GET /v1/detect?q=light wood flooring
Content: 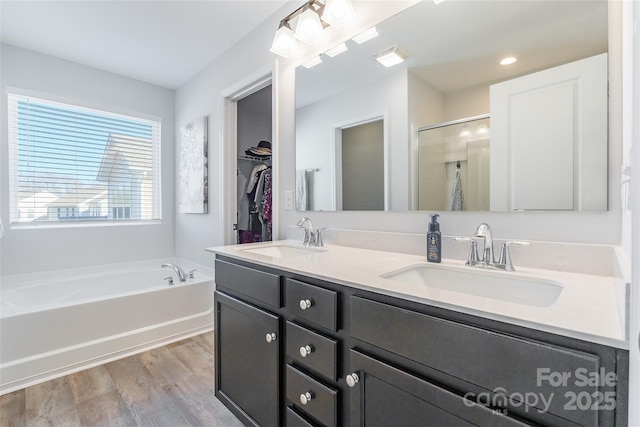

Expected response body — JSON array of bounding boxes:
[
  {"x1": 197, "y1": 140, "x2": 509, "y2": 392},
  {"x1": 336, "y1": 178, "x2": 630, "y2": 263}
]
[{"x1": 0, "y1": 332, "x2": 244, "y2": 427}]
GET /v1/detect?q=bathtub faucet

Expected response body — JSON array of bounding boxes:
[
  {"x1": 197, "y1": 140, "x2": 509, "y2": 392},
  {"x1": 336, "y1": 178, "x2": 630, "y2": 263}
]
[{"x1": 161, "y1": 263, "x2": 188, "y2": 282}]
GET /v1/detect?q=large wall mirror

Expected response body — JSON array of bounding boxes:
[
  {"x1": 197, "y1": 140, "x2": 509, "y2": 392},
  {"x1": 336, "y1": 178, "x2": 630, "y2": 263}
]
[{"x1": 295, "y1": 0, "x2": 608, "y2": 212}]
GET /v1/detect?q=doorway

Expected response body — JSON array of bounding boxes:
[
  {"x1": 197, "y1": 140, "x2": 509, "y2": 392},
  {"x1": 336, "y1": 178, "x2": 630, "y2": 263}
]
[
  {"x1": 236, "y1": 86, "x2": 272, "y2": 243},
  {"x1": 221, "y1": 70, "x2": 274, "y2": 245},
  {"x1": 336, "y1": 119, "x2": 385, "y2": 211}
]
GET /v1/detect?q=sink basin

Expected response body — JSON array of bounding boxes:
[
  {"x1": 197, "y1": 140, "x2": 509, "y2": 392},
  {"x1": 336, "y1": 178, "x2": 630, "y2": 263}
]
[
  {"x1": 240, "y1": 244, "x2": 326, "y2": 259},
  {"x1": 381, "y1": 264, "x2": 564, "y2": 307}
]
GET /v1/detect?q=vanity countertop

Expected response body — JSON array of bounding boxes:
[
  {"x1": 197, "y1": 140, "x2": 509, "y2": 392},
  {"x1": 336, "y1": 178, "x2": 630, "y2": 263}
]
[{"x1": 206, "y1": 241, "x2": 628, "y2": 350}]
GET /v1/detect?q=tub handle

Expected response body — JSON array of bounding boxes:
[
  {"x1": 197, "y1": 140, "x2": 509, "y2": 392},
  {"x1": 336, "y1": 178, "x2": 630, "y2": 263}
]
[
  {"x1": 164, "y1": 276, "x2": 174, "y2": 285},
  {"x1": 188, "y1": 269, "x2": 196, "y2": 279}
]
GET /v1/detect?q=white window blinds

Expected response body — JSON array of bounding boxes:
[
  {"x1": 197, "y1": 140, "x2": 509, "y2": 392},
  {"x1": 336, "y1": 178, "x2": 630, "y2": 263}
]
[{"x1": 8, "y1": 93, "x2": 162, "y2": 226}]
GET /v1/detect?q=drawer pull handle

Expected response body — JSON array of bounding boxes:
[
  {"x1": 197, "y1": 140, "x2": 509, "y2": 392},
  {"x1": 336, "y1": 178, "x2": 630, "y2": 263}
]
[
  {"x1": 300, "y1": 391, "x2": 314, "y2": 405},
  {"x1": 299, "y1": 345, "x2": 314, "y2": 357},
  {"x1": 265, "y1": 332, "x2": 277, "y2": 343},
  {"x1": 346, "y1": 373, "x2": 360, "y2": 388},
  {"x1": 299, "y1": 299, "x2": 313, "y2": 310}
]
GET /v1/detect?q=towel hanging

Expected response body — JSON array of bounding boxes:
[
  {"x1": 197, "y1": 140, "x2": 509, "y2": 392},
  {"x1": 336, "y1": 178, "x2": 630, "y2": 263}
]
[{"x1": 449, "y1": 169, "x2": 465, "y2": 211}]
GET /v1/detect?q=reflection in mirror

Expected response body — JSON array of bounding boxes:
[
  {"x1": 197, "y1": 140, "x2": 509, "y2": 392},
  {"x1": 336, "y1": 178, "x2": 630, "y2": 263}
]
[
  {"x1": 417, "y1": 115, "x2": 490, "y2": 211},
  {"x1": 295, "y1": 0, "x2": 608, "y2": 212}
]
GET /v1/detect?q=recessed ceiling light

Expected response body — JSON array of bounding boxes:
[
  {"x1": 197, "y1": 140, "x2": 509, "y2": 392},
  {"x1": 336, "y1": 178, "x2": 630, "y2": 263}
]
[
  {"x1": 325, "y1": 42, "x2": 348, "y2": 58},
  {"x1": 352, "y1": 27, "x2": 378, "y2": 44},
  {"x1": 374, "y1": 46, "x2": 407, "y2": 68},
  {"x1": 500, "y1": 57, "x2": 518, "y2": 66},
  {"x1": 302, "y1": 55, "x2": 323, "y2": 69}
]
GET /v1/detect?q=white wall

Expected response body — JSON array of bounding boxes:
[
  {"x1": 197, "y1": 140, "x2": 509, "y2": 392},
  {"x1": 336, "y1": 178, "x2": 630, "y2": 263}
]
[
  {"x1": 623, "y1": 0, "x2": 639, "y2": 424},
  {"x1": 296, "y1": 70, "x2": 408, "y2": 211},
  {"x1": 444, "y1": 84, "x2": 489, "y2": 121},
  {"x1": 0, "y1": 44, "x2": 175, "y2": 275},
  {"x1": 173, "y1": 3, "x2": 291, "y2": 266}
]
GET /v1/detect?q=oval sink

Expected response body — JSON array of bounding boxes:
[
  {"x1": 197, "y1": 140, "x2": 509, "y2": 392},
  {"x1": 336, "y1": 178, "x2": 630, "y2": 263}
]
[
  {"x1": 381, "y1": 264, "x2": 564, "y2": 307},
  {"x1": 240, "y1": 244, "x2": 326, "y2": 259}
]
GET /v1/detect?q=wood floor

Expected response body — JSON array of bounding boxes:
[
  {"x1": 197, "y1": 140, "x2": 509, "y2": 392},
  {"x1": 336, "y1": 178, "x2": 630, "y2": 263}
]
[{"x1": 0, "y1": 332, "x2": 244, "y2": 427}]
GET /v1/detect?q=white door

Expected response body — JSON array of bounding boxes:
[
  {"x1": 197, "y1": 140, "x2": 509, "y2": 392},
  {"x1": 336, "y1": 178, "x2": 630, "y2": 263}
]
[{"x1": 490, "y1": 53, "x2": 607, "y2": 211}]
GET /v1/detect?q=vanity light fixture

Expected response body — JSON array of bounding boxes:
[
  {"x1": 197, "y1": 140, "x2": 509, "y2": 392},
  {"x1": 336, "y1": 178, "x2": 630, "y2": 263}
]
[
  {"x1": 302, "y1": 55, "x2": 323, "y2": 69},
  {"x1": 322, "y1": 0, "x2": 355, "y2": 28},
  {"x1": 500, "y1": 56, "x2": 518, "y2": 65},
  {"x1": 352, "y1": 26, "x2": 378, "y2": 44},
  {"x1": 374, "y1": 45, "x2": 407, "y2": 67},
  {"x1": 271, "y1": 0, "x2": 357, "y2": 58},
  {"x1": 325, "y1": 42, "x2": 348, "y2": 57},
  {"x1": 459, "y1": 125, "x2": 471, "y2": 138}
]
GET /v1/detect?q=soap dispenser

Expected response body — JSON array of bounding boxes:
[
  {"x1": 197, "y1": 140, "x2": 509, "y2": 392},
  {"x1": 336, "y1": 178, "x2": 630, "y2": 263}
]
[{"x1": 426, "y1": 214, "x2": 441, "y2": 263}]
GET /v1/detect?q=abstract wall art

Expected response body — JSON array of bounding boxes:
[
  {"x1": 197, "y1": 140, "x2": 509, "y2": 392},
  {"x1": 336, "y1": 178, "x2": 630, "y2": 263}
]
[{"x1": 179, "y1": 116, "x2": 208, "y2": 214}]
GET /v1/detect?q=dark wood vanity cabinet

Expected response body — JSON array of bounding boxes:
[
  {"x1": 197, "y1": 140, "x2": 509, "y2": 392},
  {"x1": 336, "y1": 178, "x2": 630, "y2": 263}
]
[
  {"x1": 213, "y1": 256, "x2": 629, "y2": 427},
  {"x1": 216, "y1": 291, "x2": 281, "y2": 427}
]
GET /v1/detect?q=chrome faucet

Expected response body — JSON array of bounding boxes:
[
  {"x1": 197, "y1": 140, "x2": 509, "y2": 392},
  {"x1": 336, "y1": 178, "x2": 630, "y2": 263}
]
[
  {"x1": 161, "y1": 263, "x2": 188, "y2": 282},
  {"x1": 474, "y1": 223, "x2": 495, "y2": 265},
  {"x1": 297, "y1": 217, "x2": 315, "y2": 246},
  {"x1": 296, "y1": 217, "x2": 326, "y2": 247},
  {"x1": 455, "y1": 223, "x2": 529, "y2": 271}
]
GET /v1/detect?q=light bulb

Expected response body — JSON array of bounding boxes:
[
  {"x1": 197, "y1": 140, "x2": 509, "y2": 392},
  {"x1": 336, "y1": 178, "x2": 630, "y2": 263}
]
[
  {"x1": 270, "y1": 24, "x2": 298, "y2": 58},
  {"x1": 295, "y1": 8, "x2": 324, "y2": 44},
  {"x1": 322, "y1": 0, "x2": 355, "y2": 28}
]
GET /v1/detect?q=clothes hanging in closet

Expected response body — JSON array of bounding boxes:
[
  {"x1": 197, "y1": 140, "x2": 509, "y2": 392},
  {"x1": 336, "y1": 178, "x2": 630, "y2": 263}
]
[{"x1": 238, "y1": 163, "x2": 271, "y2": 243}]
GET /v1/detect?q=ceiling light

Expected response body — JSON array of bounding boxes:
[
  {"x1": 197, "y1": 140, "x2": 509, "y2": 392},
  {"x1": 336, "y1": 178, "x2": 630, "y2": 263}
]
[
  {"x1": 352, "y1": 27, "x2": 378, "y2": 44},
  {"x1": 302, "y1": 56, "x2": 323, "y2": 69},
  {"x1": 374, "y1": 46, "x2": 407, "y2": 68},
  {"x1": 325, "y1": 42, "x2": 348, "y2": 57},
  {"x1": 500, "y1": 56, "x2": 517, "y2": 65},
  {"x1": 295, "y1": 7, "x2": 325, "y2": 44},
  {"x1": 322, "y1": 0, "x2": 355, "y2": 28},
  {"x1": 433, "y1": 0, "x2": 447, "y2": 4},
  {"x1": 270, "y1": 23, "x2": 298, "y2": 58}
]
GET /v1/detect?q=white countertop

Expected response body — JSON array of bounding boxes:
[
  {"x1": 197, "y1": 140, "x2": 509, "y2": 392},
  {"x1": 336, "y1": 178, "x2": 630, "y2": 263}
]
[{"x1": 206, "y1": 241, "x2": 628, "y2": 350}]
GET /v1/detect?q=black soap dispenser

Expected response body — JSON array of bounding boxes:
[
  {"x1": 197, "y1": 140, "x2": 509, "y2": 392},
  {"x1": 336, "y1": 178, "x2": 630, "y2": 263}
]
[{"x1": 427, "y1": 214, "x2": 441, "y2": 263}]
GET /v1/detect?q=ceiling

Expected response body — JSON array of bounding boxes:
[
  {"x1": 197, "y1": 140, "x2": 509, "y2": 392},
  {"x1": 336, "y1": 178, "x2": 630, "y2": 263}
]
[
  {"x1": 0, "y1": 1, "x2": 291, "y2": 89},
  {"x1": 296, "y1": 0, "x2": 608, "y2": 108}
]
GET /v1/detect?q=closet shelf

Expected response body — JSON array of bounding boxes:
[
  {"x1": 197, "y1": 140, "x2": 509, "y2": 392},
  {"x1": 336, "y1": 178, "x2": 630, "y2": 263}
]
[{"x1": 238, "y1": 154, "x2": 271, "y2": 162}]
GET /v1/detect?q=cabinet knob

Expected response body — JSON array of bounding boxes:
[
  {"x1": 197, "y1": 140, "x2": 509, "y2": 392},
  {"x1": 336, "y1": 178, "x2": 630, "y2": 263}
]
[
  {"x1": 346, "y1": 373, "x2": 360, "y2": 388},
  {"x1": 299, "y1": 299, "x2": 313, "y2": 310},
  {"x1": 299, "y1": 391, "x2": 313, "y2": 405},
  {"x1": 265, "y1": 332, "x2": 277, "y2": 343},
  {"x1": 299, "y1": 345, "x2": 314, "y2": 358}
]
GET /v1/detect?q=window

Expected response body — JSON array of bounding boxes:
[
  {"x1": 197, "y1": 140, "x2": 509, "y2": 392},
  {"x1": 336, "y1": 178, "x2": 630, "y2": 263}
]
[{"x1": 8, "y1": 93, "x2": 162, "y2": 227}]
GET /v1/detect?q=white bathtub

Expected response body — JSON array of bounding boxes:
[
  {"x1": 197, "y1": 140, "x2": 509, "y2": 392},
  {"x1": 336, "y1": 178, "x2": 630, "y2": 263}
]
[{"x1": 0, "y1": 258, "x2": 214, "y2": 395}]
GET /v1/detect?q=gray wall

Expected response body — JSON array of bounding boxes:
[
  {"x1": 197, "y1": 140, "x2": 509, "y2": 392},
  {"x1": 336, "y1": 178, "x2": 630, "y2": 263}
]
[{"x1": 342, "y1": 120, "x2": 384, "y2": 211}]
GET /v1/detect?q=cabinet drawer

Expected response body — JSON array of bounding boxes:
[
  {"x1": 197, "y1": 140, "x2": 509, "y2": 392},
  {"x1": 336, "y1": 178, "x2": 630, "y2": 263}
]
[
  {"x1": 350, "y1": 296, "x2": 601, "y2": 426},
  {"x1": 286, "y1": 365, "x2": 338, "y2": 426},
  {"x1": 286, "y1": 321, "x2": 338, "y2": 381},
  {"x1": 215, "y1": 259, "x2": 280, "y2": 309},
  {"x1": 286, "y1": 407, "x2": 317, "y2": 427},
  {"x1": 286, "y1": 279, "x2": 337, "y2": 331}
]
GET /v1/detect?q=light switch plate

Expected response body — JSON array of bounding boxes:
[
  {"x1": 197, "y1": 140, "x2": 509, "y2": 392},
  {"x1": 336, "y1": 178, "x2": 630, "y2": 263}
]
[{"x1": 285, "y1": 191, "x2": 293, "y2": 210}]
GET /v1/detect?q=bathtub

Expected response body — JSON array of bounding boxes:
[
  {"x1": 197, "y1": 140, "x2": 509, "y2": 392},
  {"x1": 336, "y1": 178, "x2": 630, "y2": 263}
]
[{"x1": 0, "y1": 258, "x2": 214, "y2": 395}]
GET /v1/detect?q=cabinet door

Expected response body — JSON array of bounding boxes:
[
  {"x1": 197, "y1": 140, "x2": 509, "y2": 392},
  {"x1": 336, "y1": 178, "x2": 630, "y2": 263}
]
[
  {"x1": 215, "y1": 291, "x2": 280, "y2": 427},
  {"x1": 348, "y1": 350, "x2": 531, "y2": 427}
]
